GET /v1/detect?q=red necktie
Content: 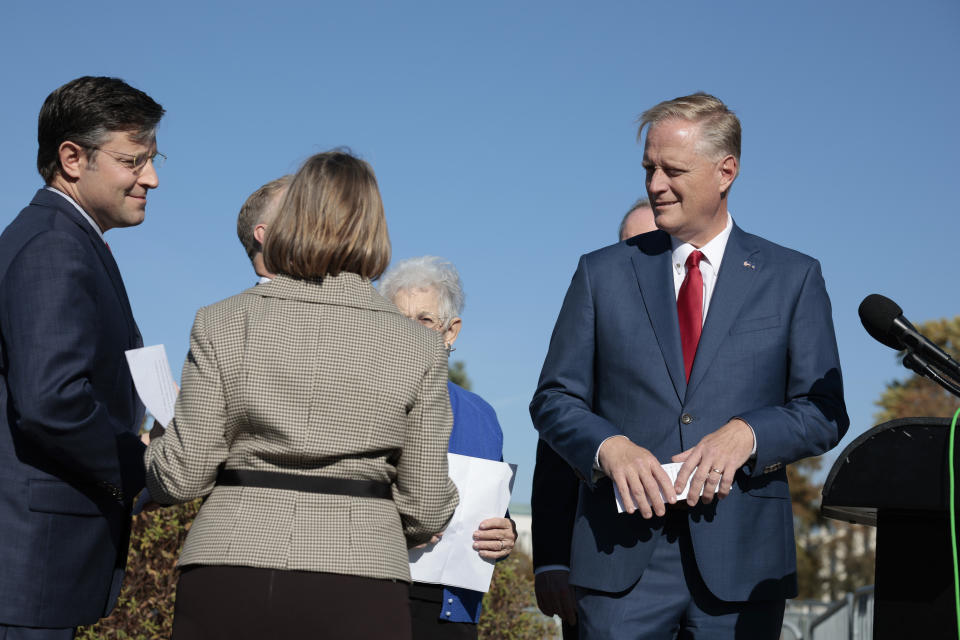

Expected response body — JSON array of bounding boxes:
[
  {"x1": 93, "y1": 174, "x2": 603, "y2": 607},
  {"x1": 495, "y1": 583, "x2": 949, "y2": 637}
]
[{"x1": 677, "y1": 250, "x2": 703, "y2": 381}]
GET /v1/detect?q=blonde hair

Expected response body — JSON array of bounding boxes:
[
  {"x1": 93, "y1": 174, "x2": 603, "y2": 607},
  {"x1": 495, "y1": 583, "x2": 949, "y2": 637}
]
[
  {"x1": 263, "y1": 150, "x2": 390, "y2": 280},
  {"x1": 236, "y1": 175, "x2": 293, "y2": 262},
  {"x1": 637, "y1": 92, "x2": 741, "y2": 163}
]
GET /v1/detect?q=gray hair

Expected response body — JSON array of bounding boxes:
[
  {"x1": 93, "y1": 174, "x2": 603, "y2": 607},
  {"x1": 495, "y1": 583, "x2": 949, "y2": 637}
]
[
  {"x1": 637, "y1": 92, "x2": 741, "y2": 164},
  {"x1": 380, "y1": 256, "x2": 465, "y2": 321},
  {"x1": 618, "y1": 197, "x2": 651, "y2": 241}
]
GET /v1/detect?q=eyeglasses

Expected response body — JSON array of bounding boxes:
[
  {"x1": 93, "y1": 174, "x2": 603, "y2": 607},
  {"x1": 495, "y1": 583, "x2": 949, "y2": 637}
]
[
  {"x1": 89, "y1": 147, "x2": 166, "y2": 173},
  {"x1": 414, "y1": 312, "x2": 449, "y2": 330}
]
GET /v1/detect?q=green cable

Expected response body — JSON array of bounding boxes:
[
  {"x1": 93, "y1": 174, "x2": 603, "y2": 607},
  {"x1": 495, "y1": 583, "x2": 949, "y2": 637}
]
[{"x1": 951, "y1": 406, "x2": 960, "y2": 631}]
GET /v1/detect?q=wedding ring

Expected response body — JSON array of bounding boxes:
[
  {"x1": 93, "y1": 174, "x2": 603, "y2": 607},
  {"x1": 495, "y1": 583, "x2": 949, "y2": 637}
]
[{"x1": 711, "y1": 468, "x2": 723, "y2": 475}]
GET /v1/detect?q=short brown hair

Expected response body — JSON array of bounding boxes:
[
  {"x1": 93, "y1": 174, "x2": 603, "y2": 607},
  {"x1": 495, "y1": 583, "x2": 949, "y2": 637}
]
[
  {"x1": 263, "y1": 150, "x2": 390, "y2": 280},
  {"x1": 637, "y1": 92, "x2": 741, "y2": 163},
  {"x1": 37, "y1": 76, "x2": 164, "y2": 183},
  {"x1": 237, "y1": 175, "x2": 293, "y2": 262}
]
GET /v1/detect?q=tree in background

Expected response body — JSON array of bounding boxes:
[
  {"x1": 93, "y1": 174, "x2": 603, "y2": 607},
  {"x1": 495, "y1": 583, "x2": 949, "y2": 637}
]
[
  {"x1": 449, "y1": 360, "x2": 471, "y2": 389},
  {"x1": 790, "y1": 456, "x2": 827, "y2": 599},
  {"x1": 874, "y1": 316, "x2": 960, "y2": 423}
]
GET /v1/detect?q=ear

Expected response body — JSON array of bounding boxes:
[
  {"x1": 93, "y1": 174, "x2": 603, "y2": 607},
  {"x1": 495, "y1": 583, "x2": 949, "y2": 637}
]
[
  {"x1": 443, "y1": 317, "x2": 462, "y2": 348},
  {"x1": 718, "y1": 154, "x2": 738, "y2": 195},
  {"x1": 253, "y1": 223, "x2": 267, "y2": 245},
  {"x1": 57, "y1": 141, "x2": 86, "y2": 180}
]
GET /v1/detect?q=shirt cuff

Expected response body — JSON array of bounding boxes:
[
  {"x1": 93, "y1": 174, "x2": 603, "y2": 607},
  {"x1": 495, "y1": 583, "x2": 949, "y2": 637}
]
[
  {"x1": 535, "y1": 564, "x2": 570, "y2": 575},
  {"x1": 733, "y1": 416, "x2": 757, "y2": 459},
  {"x1": 593, "y1": 434, "x2": 630, "y2": 482}
]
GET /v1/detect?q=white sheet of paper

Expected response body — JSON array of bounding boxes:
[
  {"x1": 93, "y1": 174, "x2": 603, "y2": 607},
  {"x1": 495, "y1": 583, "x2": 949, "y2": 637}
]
[
  {"x1": 125, "y1": 345, "x2": 178, "y2": 428},
  {"x1": 409, "y1": 453, "x2": 516, "y2": 592},
  {"x1": 613, "y1": 462, "x2": 720, "y2": 513}
]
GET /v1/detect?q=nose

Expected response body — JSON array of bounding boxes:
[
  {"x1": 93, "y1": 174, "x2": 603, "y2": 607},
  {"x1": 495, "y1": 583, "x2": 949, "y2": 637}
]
[
  {"x1": 139, "y1": 159, "x2": 160, "y2": 189},
  {"x1": 646, "y1": 168, "x2": 667, "y2": 196}
]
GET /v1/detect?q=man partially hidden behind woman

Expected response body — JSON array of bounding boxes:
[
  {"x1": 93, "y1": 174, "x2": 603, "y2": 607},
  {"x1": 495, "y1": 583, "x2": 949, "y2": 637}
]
[{"x1": 145, "y1": 150, "x2": 459, "y2": 639}]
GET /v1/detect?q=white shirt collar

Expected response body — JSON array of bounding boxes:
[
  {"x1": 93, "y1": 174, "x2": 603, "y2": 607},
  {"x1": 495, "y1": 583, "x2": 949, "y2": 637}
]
[
  {"x1": 45, "y1": 186, "x2": 106, "y2": 243},
  {"x1": 670, "y1": 212, "x2": 734, "y2": 278},
  {"x1": 257, "y1": 276, "x2": 273, "y2": 285}
]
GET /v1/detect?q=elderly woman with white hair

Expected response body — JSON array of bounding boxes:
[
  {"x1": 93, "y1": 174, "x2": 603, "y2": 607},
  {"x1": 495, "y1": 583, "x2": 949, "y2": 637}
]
[{"x1": 380, "y1": 256, "x2": 517, "y2": 640}]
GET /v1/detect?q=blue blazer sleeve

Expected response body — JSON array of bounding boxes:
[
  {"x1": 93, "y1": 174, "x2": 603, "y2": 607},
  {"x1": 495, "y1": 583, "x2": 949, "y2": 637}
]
[
  {"x1": 0, "y1": 229, "x2": 140, "y2": 493},
  {"x1": 529, "y1": 255, "x2": 622, "y2": 486}
]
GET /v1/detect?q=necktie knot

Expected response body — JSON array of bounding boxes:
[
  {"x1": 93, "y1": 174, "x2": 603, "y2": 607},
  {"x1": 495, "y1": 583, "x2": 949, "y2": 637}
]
[{"x1": 685, "y1": 250, "x2": 703, "y2": 271}]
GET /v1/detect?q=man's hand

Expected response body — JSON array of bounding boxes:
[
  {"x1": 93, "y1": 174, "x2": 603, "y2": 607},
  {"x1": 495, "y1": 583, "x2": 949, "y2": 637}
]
[
  {"x1": 598, "y1": 436, "x2": 676, "y2": 518},
  {"x1": 473, "y1": 517, "x2": 516, "y2": 560},
  {"x1": 672, "y1": 418, "x2": 754, "y2": 506},
  {"x1": 535, "y1": 569, "x2": 577, "y2": 626}
]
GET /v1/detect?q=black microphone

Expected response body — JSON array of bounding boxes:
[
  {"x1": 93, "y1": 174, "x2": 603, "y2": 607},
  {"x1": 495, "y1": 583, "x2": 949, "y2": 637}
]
[{"x1": 858, "y1": 294, "x2": 960, "y2": 380}]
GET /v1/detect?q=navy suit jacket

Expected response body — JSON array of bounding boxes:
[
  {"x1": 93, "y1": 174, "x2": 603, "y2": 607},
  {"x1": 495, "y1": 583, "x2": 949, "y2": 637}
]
[
  {"x1": 530, "y1": 225, "x2": 848, "y2": 602},
  {"x1": 0, "y1": 189, "x2": 145, "y2": 627}
]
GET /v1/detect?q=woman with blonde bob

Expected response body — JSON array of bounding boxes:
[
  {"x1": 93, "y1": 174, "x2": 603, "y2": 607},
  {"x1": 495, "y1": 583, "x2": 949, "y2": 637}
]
[{"x1": 145, "y1": 150, "x2": 458, "y2": 639}]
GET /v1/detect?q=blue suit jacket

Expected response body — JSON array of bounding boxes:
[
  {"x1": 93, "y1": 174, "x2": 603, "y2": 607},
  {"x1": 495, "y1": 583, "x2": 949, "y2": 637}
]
[
  {"x1": 530, "y1": 225, "x2": 848, "y2": 602},
  {"x1": 0, "y1": 189, "x2": 146, "y2": 627}
]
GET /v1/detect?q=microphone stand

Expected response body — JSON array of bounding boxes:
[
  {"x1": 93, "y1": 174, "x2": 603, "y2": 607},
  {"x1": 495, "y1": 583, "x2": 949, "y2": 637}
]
[{"x1": 903, "y1": 351, "x2": 960, "y2": 399}]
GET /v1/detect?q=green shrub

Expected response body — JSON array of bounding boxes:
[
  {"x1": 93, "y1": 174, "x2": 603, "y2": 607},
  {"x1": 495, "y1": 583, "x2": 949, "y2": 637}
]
[
  {"x1": 479, "y1": 551, "x2": 556, "y2": 639},
  {"x1": 78, "y1": 500, "x2": 201, "y2": 639}
]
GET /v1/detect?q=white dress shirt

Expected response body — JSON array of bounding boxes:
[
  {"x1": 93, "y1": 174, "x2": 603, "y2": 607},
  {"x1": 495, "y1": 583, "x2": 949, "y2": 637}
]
[
  {"x1": 45, "y1": 186, "x2": 106, "y2": 243},
  {"x1": 594, "y1": 213, "x2": 755, "y2": 475},
  {"x1": 669, "y1": 213, "x2": 733, "y2": 322}
]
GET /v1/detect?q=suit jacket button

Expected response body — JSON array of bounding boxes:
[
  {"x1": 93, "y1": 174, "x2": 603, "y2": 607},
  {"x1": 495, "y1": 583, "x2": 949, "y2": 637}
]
[{"x1": 680, "y1": 413, "x2": 694, "y2": 425}]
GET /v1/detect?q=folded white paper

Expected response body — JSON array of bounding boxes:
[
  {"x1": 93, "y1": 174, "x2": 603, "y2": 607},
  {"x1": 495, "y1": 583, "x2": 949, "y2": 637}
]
[
  {"x1": 125, "y1": 345, "x2": 178, "y2": 428},
  {"x1": 409, "y1": 453, "x2": 517, "y2": 592},
  {"x1": 613, "y1": 462, "x2": 720, "y2": 513}
]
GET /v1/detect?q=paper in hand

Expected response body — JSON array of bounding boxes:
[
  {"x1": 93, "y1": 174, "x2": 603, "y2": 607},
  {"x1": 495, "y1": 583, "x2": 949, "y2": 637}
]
[
  {"x1": 125, "y1": 345, "x2": 178, "y2": 428},
  {"x1": 612, "y1": 462, "x2": 720, "y2": 513},
  {"x1": 409, "y1": 453, "x2": 516, "y2": 592}
]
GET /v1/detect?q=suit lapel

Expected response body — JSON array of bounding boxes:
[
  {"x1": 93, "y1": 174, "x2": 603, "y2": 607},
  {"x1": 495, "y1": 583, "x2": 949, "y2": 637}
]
[
  {"x1": 630, "y1": 232, "x2": 686, "y2": 402},
  {"x1": 38, "y1": 190, "x2": 142, "y2": 349},
  {"x1": 685, "y1": 225, "x2": 760, "y2": 399}
]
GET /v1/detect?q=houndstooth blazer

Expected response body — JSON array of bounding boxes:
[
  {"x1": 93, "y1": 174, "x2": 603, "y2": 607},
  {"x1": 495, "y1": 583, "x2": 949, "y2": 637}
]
[{"x1": 145, "y1": 273, "x2": 459, "y2": 582}]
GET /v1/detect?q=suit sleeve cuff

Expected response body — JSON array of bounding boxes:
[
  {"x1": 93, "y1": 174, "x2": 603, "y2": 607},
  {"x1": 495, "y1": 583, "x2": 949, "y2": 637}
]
[{"x1": 535, "y1": 564, "x2": 571, "y2": 575}]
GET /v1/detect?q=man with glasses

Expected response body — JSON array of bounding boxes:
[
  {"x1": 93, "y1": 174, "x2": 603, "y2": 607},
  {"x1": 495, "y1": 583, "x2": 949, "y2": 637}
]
[{"x1": 0, "y1": 76, "x2": 164, "y2": 639}]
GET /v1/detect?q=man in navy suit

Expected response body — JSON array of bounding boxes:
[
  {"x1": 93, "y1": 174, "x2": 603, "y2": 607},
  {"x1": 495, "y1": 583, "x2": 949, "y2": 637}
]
[
  {"x1": 0, "y1": 77, "x2": 164, "y2": 638},
  {"x1": 530, "y1": 93, "x2": 848, "y2": 639}
]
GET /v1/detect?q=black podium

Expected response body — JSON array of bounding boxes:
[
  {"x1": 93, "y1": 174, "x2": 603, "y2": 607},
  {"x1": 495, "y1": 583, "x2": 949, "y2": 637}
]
[{"x1": 822, "y1": 417, "x2": 959, "y2": 639}]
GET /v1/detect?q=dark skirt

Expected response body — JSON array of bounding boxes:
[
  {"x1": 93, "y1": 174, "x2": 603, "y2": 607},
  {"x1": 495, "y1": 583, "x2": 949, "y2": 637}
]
[{"x1": 172, "y1": 565, "x2": 411, "y2": 640}]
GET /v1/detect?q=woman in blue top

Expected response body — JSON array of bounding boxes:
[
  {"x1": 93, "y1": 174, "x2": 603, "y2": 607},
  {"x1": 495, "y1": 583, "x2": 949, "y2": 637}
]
[{"x1": 381, "y1": 256, "x2": 517, "y2": 639}]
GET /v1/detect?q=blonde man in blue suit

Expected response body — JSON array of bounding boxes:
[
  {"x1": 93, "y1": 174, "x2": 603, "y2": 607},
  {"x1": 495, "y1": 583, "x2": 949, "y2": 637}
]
[{"x1": 531, "y1": 93, "x2": 848, "y2": 639}]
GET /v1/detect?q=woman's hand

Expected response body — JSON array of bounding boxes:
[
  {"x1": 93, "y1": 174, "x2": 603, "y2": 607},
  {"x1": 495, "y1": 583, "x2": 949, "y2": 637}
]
[
  {"x1": 472, "y1": 517, "x2": 516, "y2": 560},
  {"x1": 413, "y1": 532, "x2": 443, "y2": 549}
]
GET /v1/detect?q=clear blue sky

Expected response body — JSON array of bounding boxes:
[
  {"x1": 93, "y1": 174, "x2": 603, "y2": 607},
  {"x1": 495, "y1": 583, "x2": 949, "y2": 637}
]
[{"x1": 2, "y1": 1, "x2": 958, "y2": 505}]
